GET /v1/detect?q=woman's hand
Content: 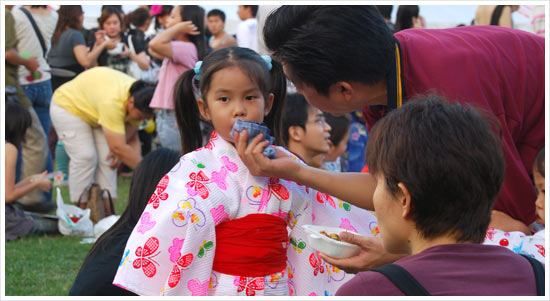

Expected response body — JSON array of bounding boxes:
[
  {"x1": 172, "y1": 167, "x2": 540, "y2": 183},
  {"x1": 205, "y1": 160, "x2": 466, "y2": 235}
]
[
  {"x1": 235, "y1": 130, "x2": 301, "y2": 180},
  {"x1": 319, "y1": 232, "x2": 406, "y2": 274},
  {"x1": 177, "y1": 21, "x2": 200, "y2": 36},
  {"x1": 31, "y1": 171, "x2": 51, "y2": 192}
]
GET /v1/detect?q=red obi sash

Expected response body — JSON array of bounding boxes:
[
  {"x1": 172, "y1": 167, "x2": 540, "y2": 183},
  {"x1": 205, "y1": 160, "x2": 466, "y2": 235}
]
[{"x1": 213, "y1": 214, "x2": 288, "y2": 277}]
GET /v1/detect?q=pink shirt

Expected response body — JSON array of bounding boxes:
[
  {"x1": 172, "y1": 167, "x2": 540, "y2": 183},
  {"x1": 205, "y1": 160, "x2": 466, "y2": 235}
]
[{"x1": 149, "y1": 41, "x2": 198, "y2": 110}]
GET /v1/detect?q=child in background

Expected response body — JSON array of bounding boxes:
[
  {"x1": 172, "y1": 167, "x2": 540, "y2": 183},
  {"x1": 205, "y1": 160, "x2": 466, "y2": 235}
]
[
  {"x1": 113, "y1": 47, "x2": 378, "y2": 296},
  {"x1": 281, "y1": 93, "x2": 332, "y2": 168},
  {"x1": 148, "y1": 5, "x2": 206, "y2": 153},
  {"x1": 207, "y1": 9, "x2": 237, "y2": 51},
  {"x1": 345, "y1": 111, "x2": 368, "y2": 172},
  {"x1": 322, "y1": 113, "x2": 351, "y2": 172},
  {"x1": 484, "y1": 148, "x2": 545, "y2": 263}
]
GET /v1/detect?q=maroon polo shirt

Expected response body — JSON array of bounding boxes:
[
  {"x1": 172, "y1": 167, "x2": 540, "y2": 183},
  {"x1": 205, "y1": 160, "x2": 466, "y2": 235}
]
[{"x1": 364, "y1": 26, "x2": 545, "y2": 225}]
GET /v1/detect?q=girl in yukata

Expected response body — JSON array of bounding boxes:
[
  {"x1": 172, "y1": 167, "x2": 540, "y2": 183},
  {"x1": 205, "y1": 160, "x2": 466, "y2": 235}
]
[
  {"x1": 485, "y1": 148, "x2": 545, "y2": 264},
  {"x1": 113, "y1": 47, "x2": 378, "y2": 296}
]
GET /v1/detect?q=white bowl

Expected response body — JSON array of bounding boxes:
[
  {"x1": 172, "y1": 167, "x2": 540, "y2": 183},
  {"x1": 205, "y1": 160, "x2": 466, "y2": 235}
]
[{"x1": 302, "y1": 224, "x2": 360, "y2": 259}]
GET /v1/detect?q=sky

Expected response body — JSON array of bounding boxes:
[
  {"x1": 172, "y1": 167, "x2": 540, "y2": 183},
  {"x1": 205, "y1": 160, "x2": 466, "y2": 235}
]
[{"x1": 80, "y1": 4, "x2": 533, "y2": 33}]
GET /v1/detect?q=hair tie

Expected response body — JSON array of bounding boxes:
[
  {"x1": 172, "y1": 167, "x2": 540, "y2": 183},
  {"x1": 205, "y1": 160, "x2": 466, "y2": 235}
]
[
  {"x1": 261, "y1": 55, "x2": 272, "y2": 71},
  {"x1": 193, "y1": 61, "x2": 203, "y2": 80}
]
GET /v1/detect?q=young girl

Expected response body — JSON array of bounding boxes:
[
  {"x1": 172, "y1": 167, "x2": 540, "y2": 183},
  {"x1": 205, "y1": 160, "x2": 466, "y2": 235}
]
[
  {"x1": 113, "y1": 47, "x2": 378, "y2": 296},
  {"x1": 148, "y1": 5, "x2": 206, "y2": 152},
  {"x1": 484, "y1": 148, "x2": 545, "y2": 263},
  {"x1": 5, "y1": 101, "x2": 58, "y2": 241}
]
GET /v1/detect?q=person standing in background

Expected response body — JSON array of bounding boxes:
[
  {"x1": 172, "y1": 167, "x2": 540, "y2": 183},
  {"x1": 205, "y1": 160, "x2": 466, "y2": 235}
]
[
  {"x1": 395, "y1": 5, "x2": 423, "y2": 31},
  {"x1": 11, "y1": 5, "x2": 58, "y2": 209},
  {"x1": 5, "y1": 5, "x2": 52, "y2": 213},
  {"x1": 475, "y1": 5, "x2": 520, "y2": 27},
  {"x1": 148, "y1": 5, "x2": 206, "y2": 153},
  {"x1": 207, "y1": 9, "x2": 236, "y2": 51},
  {"x1": 236, "y1": 5, "x2": 258, "y2": 51}
]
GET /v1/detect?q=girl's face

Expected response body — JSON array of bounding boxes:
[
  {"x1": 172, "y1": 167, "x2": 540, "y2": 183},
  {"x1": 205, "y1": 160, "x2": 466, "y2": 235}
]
[
  {"x1": 102, "y1": 14, "x2": 121, "y2": 38},
  {"x1": 166, "y1": 6, "x2": 183, "y2": 28},
  {"x1": 372, "y1": 174, "x2": 412, "y2": 254},
  {"x1": 533, "y1": 167, "x2": 545, "y2": 224},
  {"x1": 197, "y1": 66, "x2": 274, "y2": 144}
]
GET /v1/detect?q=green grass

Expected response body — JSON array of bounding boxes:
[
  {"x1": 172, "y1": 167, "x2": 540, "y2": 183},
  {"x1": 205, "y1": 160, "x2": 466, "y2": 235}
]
[{"x1": 5, "y1": 176, "x2": 132, "y2": 296}]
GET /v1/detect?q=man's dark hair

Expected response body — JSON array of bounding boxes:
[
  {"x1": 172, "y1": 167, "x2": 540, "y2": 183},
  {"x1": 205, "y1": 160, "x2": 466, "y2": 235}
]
[
  {"x1": 366, "y1": 94, "x2": 505, "y2": 244},
  {"x1": 243, "y1": 5, "x2": 259, "y2": 18},
  {"x1": 129, "y1": 80, "x2": 156, "y2": 116},
  {"x1": 324, "y1": 113, "x2": 351, "y2": 146},
  {"x1": 207, "y1": 9, "x2": 226, "y2": 22},
  {"x1": 264, "y1": 6, "x2": 394, "y2": 95},
  {"x1": 376, "y1": 5, "x2": 393, "y2": 19},
  {"x1": 281, "y1": 93, "x2": 310, "y2": 146}
]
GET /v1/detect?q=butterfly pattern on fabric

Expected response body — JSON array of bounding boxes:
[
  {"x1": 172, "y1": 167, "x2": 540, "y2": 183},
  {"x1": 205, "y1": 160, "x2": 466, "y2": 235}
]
[
  {"x1": 132, "y1": 237, "x2": 160, "y2": 278},
  {"x1": 148, "y1": 175, "x2": 170, "y2": 209}
]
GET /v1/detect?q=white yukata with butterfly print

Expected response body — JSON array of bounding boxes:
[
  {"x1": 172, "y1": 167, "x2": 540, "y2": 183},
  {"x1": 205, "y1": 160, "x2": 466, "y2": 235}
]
[{"x1": 113, "y1": 132, "x2": 379, "y2": 296}]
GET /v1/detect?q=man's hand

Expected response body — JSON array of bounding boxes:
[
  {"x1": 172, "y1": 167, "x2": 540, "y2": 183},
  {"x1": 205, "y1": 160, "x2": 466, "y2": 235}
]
[
  {"x1": 320, "y1": 232, "x2": 406, "y2": 274},
  {"x1": 234, "y1": 130, "x2": 301, "y2": 180},
  {"x1": 106, "y1": 152, "x2": 121, "y2": 169}
]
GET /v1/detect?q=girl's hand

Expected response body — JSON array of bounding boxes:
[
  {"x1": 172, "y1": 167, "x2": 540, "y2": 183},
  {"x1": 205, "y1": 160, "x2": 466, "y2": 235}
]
[
  {"x1": 235, "y1": 130, "x2": 301, "y2": 180},
  {"x1": 31, "y1": 171, "x2": 52, "y2": 192},
  {"x1": 94, "y1": 30, "x2": 106, "y2": 45},
  {"x1": 177, "y1": 21, "x2": 200, "y2": 35}
]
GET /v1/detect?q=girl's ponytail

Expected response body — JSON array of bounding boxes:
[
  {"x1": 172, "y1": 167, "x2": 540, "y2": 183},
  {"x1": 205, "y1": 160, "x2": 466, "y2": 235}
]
[
  {"x1": 174, "y1": 70, "x2": 203, "y2": 154},
  {"x1": 263, "y1": 58, "x2": 287, "y2": 146}
]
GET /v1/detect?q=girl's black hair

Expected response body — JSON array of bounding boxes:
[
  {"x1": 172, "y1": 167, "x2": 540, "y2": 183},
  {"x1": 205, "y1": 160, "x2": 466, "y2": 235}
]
[
  {"x1": 5, "y1": 101, "x2": 32, "y2": 147},
  {"x1": 126, "y1": 7, "x2": 151, "y2": 29},
  {"x1": 129, "y1": 80, "x2": 156, "y2": 116},
  {"x1": 395, "y1": 5, "x2": 420, "y2": 31},
  {"x1": 78, "y1": 148, "x2": 180, "y2": 275},
  {"x1": 178, "y1": 5, "x2": 207, "y2": 60},
  {"x1": 174, "y1": 47, "x2": 287, "y2": 154},
  {"x1": 153, "y1": 5, "x2": 173, "y2": 30},
  {"x1": 535, "y1": 148, "x2": 544, "y2": 177}
]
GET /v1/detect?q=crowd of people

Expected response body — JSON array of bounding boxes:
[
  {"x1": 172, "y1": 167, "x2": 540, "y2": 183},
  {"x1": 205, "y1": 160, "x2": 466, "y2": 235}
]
[{"x1": 3, "y1": 4, "x2": 547, "y2": 297}]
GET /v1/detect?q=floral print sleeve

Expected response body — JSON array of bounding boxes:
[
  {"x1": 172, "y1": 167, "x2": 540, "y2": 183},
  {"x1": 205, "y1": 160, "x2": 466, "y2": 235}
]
[{"x1": 484, "y1": 227, "x2": 545, "y2": 264}]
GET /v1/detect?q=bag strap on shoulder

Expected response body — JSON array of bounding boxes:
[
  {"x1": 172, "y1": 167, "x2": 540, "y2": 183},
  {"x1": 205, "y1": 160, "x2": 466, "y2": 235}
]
[
  {"x1": 520, "y1": 254, "x2": 545, "y2": 296},
  {"x1": 19, "y1": 7, "x2": 47, "y2": 58},
  {"x1": 371, "y1": 264, "x2": 430, "y2": 296}
]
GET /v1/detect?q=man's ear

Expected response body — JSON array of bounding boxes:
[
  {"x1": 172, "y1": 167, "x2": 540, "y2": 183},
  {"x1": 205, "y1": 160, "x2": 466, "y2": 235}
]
[
  {"x1": 330, "y1": 81, "x2": 354, "y2": 103},
  {"x1": 397, "y1": 182, "x2": 413, "y2": 220},
  {"x1": 197, "y1": 98, "x2": 211, "y2": 121},
  {"x1": 288, "y1": 126, "x2": 304, "y2": 142},
  {"x1": 264, "y1": 93, "x2": 274, "y2": 116}
]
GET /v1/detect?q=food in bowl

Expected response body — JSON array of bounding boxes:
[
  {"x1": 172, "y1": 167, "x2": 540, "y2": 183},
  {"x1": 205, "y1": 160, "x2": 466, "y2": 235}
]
[
  {"x1": 319, "y1": 230, "x2": 341, "y2": 241},
  {"x1": 302, "y1": 224, "x2": 361, "y2": 258}
]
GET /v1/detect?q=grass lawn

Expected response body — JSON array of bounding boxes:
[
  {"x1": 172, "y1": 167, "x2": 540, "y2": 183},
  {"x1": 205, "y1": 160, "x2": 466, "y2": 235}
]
[{"x1": 4, "y1": 176, "x2": 132, "y2": 296}]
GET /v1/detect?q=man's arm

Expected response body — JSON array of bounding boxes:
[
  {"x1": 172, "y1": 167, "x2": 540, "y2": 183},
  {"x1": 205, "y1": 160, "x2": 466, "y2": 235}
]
[{"x1": 103, "y1": 128, "x2": 142, "y2": 169}]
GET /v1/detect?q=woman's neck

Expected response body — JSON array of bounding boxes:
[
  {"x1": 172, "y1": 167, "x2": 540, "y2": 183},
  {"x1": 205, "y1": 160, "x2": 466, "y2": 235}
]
[
  {"x1": 213, "y1": 31, "x2": 227, "y2": 39},
  {"x1": 408, "y1": 232, "x2": 460, "y2": 255},
  {"x1": 176, "y1": 33, "x2": 190, "y2": 42}
]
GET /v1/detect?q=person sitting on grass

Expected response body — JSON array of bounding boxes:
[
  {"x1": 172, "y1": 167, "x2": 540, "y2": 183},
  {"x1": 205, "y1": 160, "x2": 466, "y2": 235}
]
[
  {"x1": 69, "y1": 147, "x2": 180, "y2": 296},
  {"x1": 5, "y1": 101, "x2": 58, "y2": 241},
  {"x1": 282, "y1": 93, "x2": 332, "y2": 168}
]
